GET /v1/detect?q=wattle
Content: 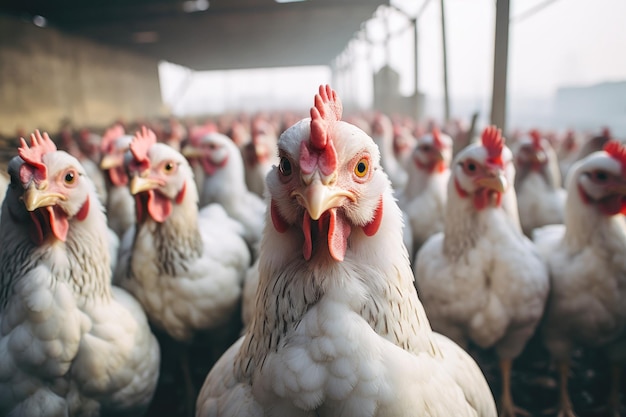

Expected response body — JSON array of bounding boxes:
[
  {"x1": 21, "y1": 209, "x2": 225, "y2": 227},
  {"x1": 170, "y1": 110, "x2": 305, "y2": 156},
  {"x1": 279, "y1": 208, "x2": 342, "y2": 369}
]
[
  {"x1": 135, "y1": 190, "x2": 172, "y2": 223},
  {"x1": 29, "y1": 206, "x2": 69, "y2": 244}
]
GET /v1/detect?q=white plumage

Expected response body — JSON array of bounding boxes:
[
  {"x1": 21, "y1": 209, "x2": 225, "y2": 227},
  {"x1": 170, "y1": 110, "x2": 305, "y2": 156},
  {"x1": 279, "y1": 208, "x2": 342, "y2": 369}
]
[
  {"x1": 196, "y1": 85, "x2": 496, "y2": 417},
  {"x1": 114, "y1": 127, "x2": 250, "y2": 342},
  {"x1": 99, "y1": 124, "x2": 135, "y2": 239},
  {"x1": 371, "y1": 113, "x2": 408, "y2": 193},
  {"x1": 513, "y1": 130, "x2": 565, "y2": 237},
  {"x1": 0, "y1": 131, "x2": 160, "y2": 417},
  {"x1": 398, "y1": 129, "x2": 452, "y2": 259},
  {"x1": 533, "y1": 141, "x2": 626, "y2": 417},
  {"x1": 182, "y1": 130, "x2": 266, "y2": 256},
  {"x1": 414, "y1": 126, "x2": 549, "y2": 417}
]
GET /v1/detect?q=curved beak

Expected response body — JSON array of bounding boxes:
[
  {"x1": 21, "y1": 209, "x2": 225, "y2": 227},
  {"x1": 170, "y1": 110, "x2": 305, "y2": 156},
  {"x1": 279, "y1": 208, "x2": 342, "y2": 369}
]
[
  {"x1": 475, "y1": 171, "x2": 508, "y2": 193},
  {"x1": 608, "y1": 178, "x2": 626, "y2": 195},
  {"x1": 291, "y1": 179, "x2": 355, "y2": 220},
  {"x1": 100, "y1": 154, "x2": 121, "y2": 170},
  {"x1": 432, "y1": 148, "x2": 445, "y2": 162},
  {"x1": 181, "y1": 145, "x2": 201, "y2": 159},
  {"x1": 23, "y1": 183, "x2": 66, "y2": 211},
  {"x1": 129, "y1": 175, "x2": 162, "y2": 195}
]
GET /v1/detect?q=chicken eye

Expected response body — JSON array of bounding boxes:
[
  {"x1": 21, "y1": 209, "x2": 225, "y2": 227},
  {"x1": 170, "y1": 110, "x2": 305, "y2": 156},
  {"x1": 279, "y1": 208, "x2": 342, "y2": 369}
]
[
  {"x1": 466, "y1": 161, "x2": 477, "y2": 172},
  {"x1": 594, "y1": 170, "x2": 608, "y2": 182},
  {"x1": 354, "y1": 158, "x2": 369, "y2": 178},
  {"x1": 279, "y1": 157, "x2": 292, "y2": 176},
  {"x1": 164, "y1": 162, "x2": 176, "y2": 173},
  {"x1": 64, "y1": 170, "x2": 77, "y2": 184}
]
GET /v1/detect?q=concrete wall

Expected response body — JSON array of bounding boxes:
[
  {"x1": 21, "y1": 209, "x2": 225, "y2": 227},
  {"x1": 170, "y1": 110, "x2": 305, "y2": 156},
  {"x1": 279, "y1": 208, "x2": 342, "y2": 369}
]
[{"x1": 0, "y1": 14, "x2": 164, "y2": 136}]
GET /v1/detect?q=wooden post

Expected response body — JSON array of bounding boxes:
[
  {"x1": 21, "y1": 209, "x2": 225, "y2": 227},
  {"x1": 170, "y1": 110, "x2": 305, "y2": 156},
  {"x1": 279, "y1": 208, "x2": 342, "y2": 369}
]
[
  {"x1": 490, "y1": 0, "x2": 510, "y2": 132},
  {"x1": 440, "y1": 0, "x2": 450, "y2": 123}
]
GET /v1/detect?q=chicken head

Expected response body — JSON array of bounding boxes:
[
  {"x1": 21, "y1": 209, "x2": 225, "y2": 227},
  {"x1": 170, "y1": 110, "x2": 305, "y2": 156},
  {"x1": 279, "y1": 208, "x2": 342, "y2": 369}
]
[
  {"x1": 267, "y1": 85, "x2": 387, "y2": 262},
  {"x1": 9, "y1": 130, "x2": 92, "y2": 244}
]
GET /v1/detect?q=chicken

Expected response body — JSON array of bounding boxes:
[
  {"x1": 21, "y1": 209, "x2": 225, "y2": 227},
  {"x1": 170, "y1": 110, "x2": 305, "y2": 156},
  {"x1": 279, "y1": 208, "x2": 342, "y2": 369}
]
[
  {"x1": 556, "y1": 129, "x2": 582, "y2": 183},
  {"x1": 0, "y1": 131, "x2": 160, "y2": 416},
  {"x1": 532, "y1": 140, "x2": 626, "y2": 417},
  {"x1": 242, "y1": 118, "x2": 279, "y2": 198},
  {"x1": 186, "y1": 122, "x2": 220, "y2": 195},
  {"x1": 114, "y1": 127, "x2": 250, "y2": 414},
  {"x1": 196, "y1": 85, "x2": 496, "y2": 417},
  {"x1": 398, "y1": 128, "x2": 452, "y2": 258},
  {"x1": 513, "y1": 130, "x2": 566, "y2": 237},
  {"x1": 414, "y1": 126, "x2": 550, "y2": 417},
  {"x1": 371, "y1": 113, "x2": 408, "y2": 192},
  {"x1": 182, "y1": 131, "x2": 265, "y2": 254},
  {"x1": 392, "y1": 123, "x2": 417, "y2": 169},
  {"x1": 99, "y1": 124, "x2": 135, "y2": 239}
]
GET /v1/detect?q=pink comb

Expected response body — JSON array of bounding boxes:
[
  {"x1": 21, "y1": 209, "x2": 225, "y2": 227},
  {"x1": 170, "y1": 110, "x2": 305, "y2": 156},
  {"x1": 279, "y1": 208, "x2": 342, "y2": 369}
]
[
  {"x1": 189, "y1": 123, "x2": 218, "y2": 146},
  {"x1": 529, "y1": 129, "x2": 542, "y2": 150},
  {"x1": 130, "y1": 126, "x2": 156, "y2": 171},
  {"x1": 300, "y1": 85, "x2": 342, "y2": 176},
  {"x1": 603, "y1": 140, "x2": 626, "y2": 175},
  {"x1": 101, "y1": 124, "x2": 125, "y2": 153},
  {"x1": 310, "y1": 84, "x2": 342, "y2": 150},
  {"x1": 482, "y1": 125, "x2": 504, "y2": 166},
  {"x1": 18, "y1": 130, "x2": 57, "y2": 182},
  {"x1": 432, "y1": 127, "x2": 444, "y2": 149}
]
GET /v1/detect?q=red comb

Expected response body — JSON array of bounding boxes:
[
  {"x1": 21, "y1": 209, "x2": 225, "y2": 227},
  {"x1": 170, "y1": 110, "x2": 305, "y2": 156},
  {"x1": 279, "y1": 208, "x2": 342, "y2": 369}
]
[
  {"x1": 130, "y1": 126, "x2": 156, "y2": 171},
  {"x1": 482, "y1": 125, "x2": 504, "y2": 166},
  {"x1": 529, "y1": 129, "x2": 542, "y2": 150},
  {"x1": 101, "y1": 124, "x2": 125, "y2": 153},
  {"x1": 18, "y1": 130, "x2": 57, "y2": 181},
  {"x1": 432, "y1": 127, "x2": 444, "y2": 149},
  {"x1": 603, "y1": 140, "x2": 626, "y2": 174}
]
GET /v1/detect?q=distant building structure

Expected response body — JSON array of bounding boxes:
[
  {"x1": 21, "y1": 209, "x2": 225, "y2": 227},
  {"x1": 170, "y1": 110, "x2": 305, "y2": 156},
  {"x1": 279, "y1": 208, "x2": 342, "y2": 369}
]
[
  {"x1": 373, "y1": 65, "x2": 425, "y2": 120},
  {"x1": 554, "y1": 81, "x2": 626, "y2": 137}
]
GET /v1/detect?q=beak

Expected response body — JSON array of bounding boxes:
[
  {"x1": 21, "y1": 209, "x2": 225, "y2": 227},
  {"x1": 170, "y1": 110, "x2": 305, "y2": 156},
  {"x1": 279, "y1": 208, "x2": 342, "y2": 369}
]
[
  {"x1": 433, "y1": 148, "x2": 445, "y2": 162},
  {"x1": 23, "y1": 183, "x2": 66, "y2": 211},
  {"x1": 292, "y1": 178, "x2": 355, "y2": 220},
  {"x1": 181, "y1": 145, "x2": 201, "y2": 159},
  {"x1": 100, "y1": 154, "x2": 121, "y2": 170},
  {"x1": 608, "y1": 178, "x2": 626, "y2": 195},
  {"x1": 475, "y1": 171, "x2": 508, "y2": 193},
  {"x1": 129, "y1": 175, "x2": 162, "y2": 195}
]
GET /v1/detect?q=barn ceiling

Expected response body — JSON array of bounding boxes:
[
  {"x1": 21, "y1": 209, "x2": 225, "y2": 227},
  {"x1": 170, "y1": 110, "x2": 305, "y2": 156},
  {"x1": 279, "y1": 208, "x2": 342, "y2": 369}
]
[{"x1": 0, "y1": 0, "x2": 388, "y2": 71}]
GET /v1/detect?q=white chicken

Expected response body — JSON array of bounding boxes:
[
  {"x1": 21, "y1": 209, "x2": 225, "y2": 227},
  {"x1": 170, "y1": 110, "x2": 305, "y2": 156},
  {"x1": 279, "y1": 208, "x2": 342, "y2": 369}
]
[
  {"x1": 182, "y1": 131, "x2": 266, "y2": 254},
  {"x1": 0, "y1": 131, "x2": 160, "y2": 417},
  {"x1": 242, "y1": 119, "x2": 279, "y2": 198},
  {"x1": 513, "y1": 130, "x2": 565, "y2": 237},
  {"x1": 371, "y1": 113, "x2": 408, "y2": 192},
  {"x1": 414, "y1": 126, "x2": 550, "y2": 417},
  {"x1": 186, "y1": 122, "x2": 220, "y2": 195},
  {"x1": 114, "y1": 127, "x2": 250, "y2": 414},
  {"x1": 196, "y1": 85, "x2": 496, "y2": 417},
  {"x1": 398, "y1": 128, "x2": 453, "y2": 258},
  {"x1": 533, "y1": 140, "x2": 626, "y2": 417},
  {"x1": 99, "y1": 124, "x2": 135, "y2": 239}
]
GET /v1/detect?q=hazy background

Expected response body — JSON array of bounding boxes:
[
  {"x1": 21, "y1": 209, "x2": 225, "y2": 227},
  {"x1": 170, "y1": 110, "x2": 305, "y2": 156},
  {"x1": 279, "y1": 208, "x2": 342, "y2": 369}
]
[{"x1": 159, "y1": 0, "x2": 626, "y2": 135}]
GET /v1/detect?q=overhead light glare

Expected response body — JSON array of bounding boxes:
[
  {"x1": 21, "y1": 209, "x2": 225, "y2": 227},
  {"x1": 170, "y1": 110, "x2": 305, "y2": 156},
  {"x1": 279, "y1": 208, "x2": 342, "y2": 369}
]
[
  {"x1": 275, "y1": 0, "x2": 307, "y2": 3},
  {"x1": 183, "y1": 0, "x2": 210, "y2": 13},
  {"x1": 33, "y1": 15, "x2": 47, "y2": 27}
]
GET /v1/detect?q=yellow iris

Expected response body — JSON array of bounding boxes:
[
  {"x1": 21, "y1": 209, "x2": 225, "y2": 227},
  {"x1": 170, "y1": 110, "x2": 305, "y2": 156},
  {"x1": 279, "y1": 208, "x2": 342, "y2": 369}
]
[{"x1": 354, "y1": 158, "x2": 369, "y2": 177}]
